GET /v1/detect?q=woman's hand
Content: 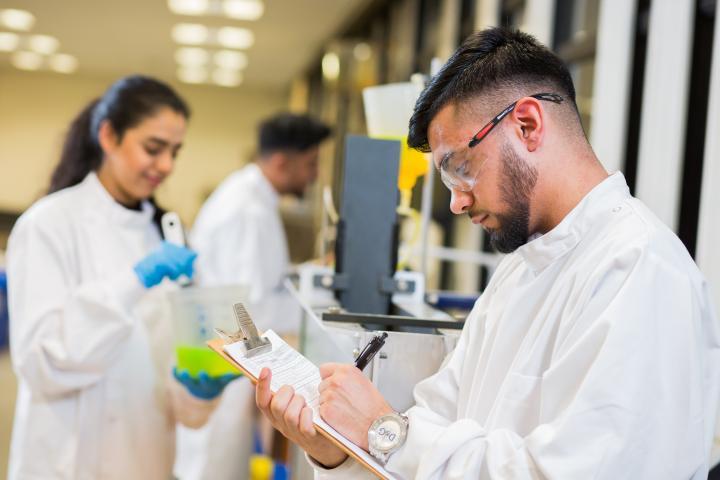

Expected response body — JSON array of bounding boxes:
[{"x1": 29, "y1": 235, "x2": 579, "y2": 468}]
[{"x1": 134, "y1": 241, "x2": 196, "y2": 288}]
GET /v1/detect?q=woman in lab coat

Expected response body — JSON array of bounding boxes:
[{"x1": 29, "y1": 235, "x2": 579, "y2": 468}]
[{"x1": 6, "y1": 75, "x2": 214, "y2": 479}]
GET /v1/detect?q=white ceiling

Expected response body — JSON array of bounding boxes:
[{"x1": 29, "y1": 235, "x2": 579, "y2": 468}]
[{"x1": 0, "y1": 0, "x2": 370, "y2": 90}]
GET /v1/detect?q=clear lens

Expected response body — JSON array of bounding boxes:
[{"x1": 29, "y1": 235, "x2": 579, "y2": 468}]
[{"x1": 440, "y1": 160, "x2": 476, "y2": 192}]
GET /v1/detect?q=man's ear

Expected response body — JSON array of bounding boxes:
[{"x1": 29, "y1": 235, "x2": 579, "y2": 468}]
[
  {"x1": 509, "y1": 97, "x2": 545, "y2": 153},
  {"x1": 97, "y1": 120, "x2": 119, "y2": 154}
]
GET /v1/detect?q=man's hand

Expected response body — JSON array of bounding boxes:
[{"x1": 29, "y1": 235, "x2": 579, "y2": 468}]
[
  {"x1": 255, "y1": 367, "x2": 347, "y2": 468},
  {"x1": 318, "y1": 363, "x2": 394, "y2": 450}
]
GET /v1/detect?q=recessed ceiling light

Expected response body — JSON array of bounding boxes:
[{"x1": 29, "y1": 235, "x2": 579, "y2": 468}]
[
  {"x1": 11, "y1": 51, "x2": 43, "y2": 70},
  {"x1": 0, "y1": 31, "x2": 20, "y2": 51},
  {"x1": 168, "y1": 0, "x2": 209, "y2": 15},
  {"x1": 222, "y1": 0, "x2": 264, "y2": 21},
  {"x1": 49, "y1": 53, "x2": 78, "y2": 74},
  {"x1": 177, "y1": 66, "x2": 208, "y2": 84},
  {"x1": 28, "y1": 34, "x2": 60, "y2": 55},
  {"x1": 0, "y1": 9, "x2": 35, "y2": 31},
  {"x1": 212, "y1": 68, "x2": 242, "y2": 87},
  {"x1": 172, "y1": 23, "x2": 209, "y2": 45},
  {"x1": 213, "y1": 49, "x2": 247, "y2": 70},
  {"x1": 216, "y1": 26, "x2": 253, "y2": 49},
  {"x1": 322, "y1": 52, "x2": 340, "y2": 81},
  {"x1": 175, "y1": 47, "x2": 209, "y2": 66}
]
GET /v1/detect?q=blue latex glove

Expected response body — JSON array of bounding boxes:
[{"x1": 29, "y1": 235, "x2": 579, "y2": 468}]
[
  {"x1": 134, "y1": 241, "x2": 197, "y2": 288},
  {"x1": 173, "y1": 367, "x2": 239, "y2": 400}
]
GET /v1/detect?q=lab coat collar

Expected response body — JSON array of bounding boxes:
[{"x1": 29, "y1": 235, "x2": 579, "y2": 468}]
[
  {"x1": 81, "y1": 171, "x2": 155, "y2": 228},
  {"x1": 516, "y1": 172, "x2": 630, "y2": 275},
  {"x1": 245, "y1": 162, "x2": 280, "y2": 208}
]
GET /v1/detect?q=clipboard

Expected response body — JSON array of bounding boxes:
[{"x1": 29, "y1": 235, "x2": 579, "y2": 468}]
[{"x1": 208, "y1": 336, "x2": 398, "y2": 480}]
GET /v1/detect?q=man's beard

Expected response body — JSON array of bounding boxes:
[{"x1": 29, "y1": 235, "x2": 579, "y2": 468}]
[{"x1": 484, "y1": 142, "x2": 538, "y2": 254}]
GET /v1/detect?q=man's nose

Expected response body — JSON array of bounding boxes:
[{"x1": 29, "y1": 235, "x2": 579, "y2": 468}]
[{"x1": 449, "y1": 188, "x2": 473, "y2": 215}]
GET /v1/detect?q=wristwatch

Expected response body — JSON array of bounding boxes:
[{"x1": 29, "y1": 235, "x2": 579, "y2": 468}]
[{"x1": 368, "y1": 412, "x2": 409, "y2": 464}]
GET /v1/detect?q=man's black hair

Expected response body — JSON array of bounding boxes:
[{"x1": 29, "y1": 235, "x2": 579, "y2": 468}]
[
  {"x1": 408, "y1": 27, "x2": 578, "y2": 152},
  {"x1": 258, "y1": 112, "x2": 331, "y2": 155}
]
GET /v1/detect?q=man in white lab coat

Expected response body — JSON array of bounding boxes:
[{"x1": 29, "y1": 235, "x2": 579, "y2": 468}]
[
  {"x1": 174, "y1": 113, "x2": 331, "y2": 479},
  {"x1": 253, "y1": 28, "x2": 720, "y2": 479}
]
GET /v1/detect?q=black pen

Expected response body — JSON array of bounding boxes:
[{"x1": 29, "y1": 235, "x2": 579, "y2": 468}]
[{"x1": 354, "y1": 332, "x2": 388, "y2": 371}]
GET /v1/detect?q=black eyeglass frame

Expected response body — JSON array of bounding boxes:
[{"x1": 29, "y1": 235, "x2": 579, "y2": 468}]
[{"x1": 467, "y1": 93, "x2": 564, "y2": 148}]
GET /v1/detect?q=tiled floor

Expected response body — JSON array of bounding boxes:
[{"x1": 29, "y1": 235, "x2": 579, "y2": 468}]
[{"x1": 0, "y1": 349, "x2": 16, "y2": 477}]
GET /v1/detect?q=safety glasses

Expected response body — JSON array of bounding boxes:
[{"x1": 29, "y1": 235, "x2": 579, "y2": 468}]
[{"x1": 440, "y1": 92, "x2": 563, "y2": 192}]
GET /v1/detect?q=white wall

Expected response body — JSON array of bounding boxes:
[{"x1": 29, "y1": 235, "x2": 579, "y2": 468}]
[{"x1": 0, "y1": 70, "x2": 287, "y2": 224}]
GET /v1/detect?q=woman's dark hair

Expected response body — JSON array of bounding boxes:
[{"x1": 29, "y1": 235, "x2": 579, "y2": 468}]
[
  {"x1": 48, "y1": 75, "x2": 190, "y2": 193},
  {"x1": 408, "y1": 27, "x2": 578, "y2": 152}
]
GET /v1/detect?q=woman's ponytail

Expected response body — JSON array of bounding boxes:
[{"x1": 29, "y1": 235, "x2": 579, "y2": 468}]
[{"x1": 48, "y1": 98, "x2": 101, "y2": 194}]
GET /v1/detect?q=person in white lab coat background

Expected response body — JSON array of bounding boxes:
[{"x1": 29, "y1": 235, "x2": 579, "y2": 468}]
[
  {"x1": 253, "y1": 28, "x2": 720, "y2": 479},
  {"x1": 173, "y1": 113, "x2": 331, "y2": 479},
  {"x1": 6, "y1": 75, "x2": 229, "y2": 480}
]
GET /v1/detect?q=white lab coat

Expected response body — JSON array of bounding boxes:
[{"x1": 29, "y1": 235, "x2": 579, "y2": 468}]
[
  {"x1": 6, "y1": 172, "x2": 181, "y2": 479},
  {"x1": 191, "y1": 163, "x2": 300, "y2": 334},
  {"x1": 313, "y1": 173, "x2": 720, "y2": 479},
  {"x1": 174, "y1": 163, "x2": 301, "y2": 479}
]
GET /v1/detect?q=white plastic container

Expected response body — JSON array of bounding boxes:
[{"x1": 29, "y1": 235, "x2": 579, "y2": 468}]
[
  {"x1": 362, "y1": 82, "x2": 424, "y2": 138},
  {"x1": 168, "y1": 285, "x2": 249, "y2": 377}
]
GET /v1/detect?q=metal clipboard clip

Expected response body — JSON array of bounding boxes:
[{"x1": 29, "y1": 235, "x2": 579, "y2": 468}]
[{"x1": 215, "y1": 302, "x2": 272, "y2": 357}]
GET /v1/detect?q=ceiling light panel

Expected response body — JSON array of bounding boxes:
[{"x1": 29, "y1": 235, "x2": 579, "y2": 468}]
[
  {"x1": 216, "y1": 26, "x2": 253, "y2": 49},
  {"x1": 212, "y1": 68, "x2": 242, "y2": 87},
  {"x1": 213, "y1": 49, "x2": 247, "y2": 70},
  {"x1": 49, "y1": 53, "x2": 78, "y2": 74},
  {"x1": 172, "y1": 23, "x2": 209, "y2": 45},
  {"x1": 177, "y1": 66, "x2": 208, "y2": 84},
  {"x1": 167, "y1": 0, "x2": 263, "y2": 21},
  {"x1": 0, "y1": 9, "x2": 35, "y2": 31},
  {"x1": 28, "y1": 34, "x2": 60, "y2": 55},
  {"x1": 11, "y1": 51, "x2": 43, "y2": 70},
  {"x1": 175, "y1": 47, "x2": 209, "y2": 66},
  {"x1": 222, "y1": 0, "x2": 264, "y2": 20},
  {"x1": 0, "y1": 31, "x2": 20, "y2": 51},
  {"x1": 168, "y1": 0, "x2": 209, "y2": 15}
]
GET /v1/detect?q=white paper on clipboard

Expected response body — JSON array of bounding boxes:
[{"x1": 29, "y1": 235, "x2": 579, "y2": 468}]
[{"x1": 224, "y1": 330, "x2": 398, "y2": 480}]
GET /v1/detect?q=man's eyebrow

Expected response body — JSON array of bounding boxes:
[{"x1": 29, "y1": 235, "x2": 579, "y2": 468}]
[
  {"x1": 145, "y1": 137, "x2": 169, "y2": 146},
  {"x1": 439, "y1": 151, "x2": 454, "y2": 170}
]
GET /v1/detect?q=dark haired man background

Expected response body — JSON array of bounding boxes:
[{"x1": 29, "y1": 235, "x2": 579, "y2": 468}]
[
  {"x1": 193, "y1": 112, "x2": 331, "y2": 299},
  {"x1": 253, "y1": 29, "x2": 720, "y2": 479},
  {"x1": 178, "y1": 112, "x2": 331, "y2": 479}
]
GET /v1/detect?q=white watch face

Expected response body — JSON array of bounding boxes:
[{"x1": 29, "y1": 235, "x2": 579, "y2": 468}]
[{"x1": 374, "y1": 418, "x2": 403, "y2": 451}]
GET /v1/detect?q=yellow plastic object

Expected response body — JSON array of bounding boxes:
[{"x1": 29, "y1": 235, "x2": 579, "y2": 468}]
[
  {"x1": 369, "y1": 136, "x2": 428, "y2": 192},
  {"x1": 366, "y1": 135, "x2": 428, "y2": 270},
  {"x1": 249, "y1": 454, "x2": 274, "y2": 480},
  {"x1": 175, "y1": 345, "x2": 240, "y2": 377},
  {"x1": 398, "y1": 137, "x2": 429, "y2": 191}
]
